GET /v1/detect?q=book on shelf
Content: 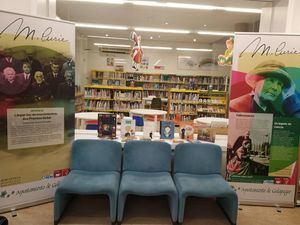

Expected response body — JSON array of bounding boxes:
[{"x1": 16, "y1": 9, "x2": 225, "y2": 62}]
[
  {"x1": 121, "y1": 117, "x2": 135, "y2": 139},
  {"x1": 98, "y1": 114, "x2": 117, "y2": 139},
  {"x1": 160, "y1": 121, "x2": 175, "y2": 139},
  {"x1": 179, "y1": 121, "x2": 195, "y2": 140}
]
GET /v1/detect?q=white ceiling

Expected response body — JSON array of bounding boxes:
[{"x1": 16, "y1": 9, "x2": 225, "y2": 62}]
[{"x1": 57, "y1": 0, "x2": 273, "y2": 48}]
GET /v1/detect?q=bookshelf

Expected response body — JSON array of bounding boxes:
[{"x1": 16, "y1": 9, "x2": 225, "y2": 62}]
[
  {"x1": 89, "y1": 70, "x2": 229, "y2": 118},
  {"x1": 75, "y1": 92, "x2": 84, "y2": 112},
  {"x1": 90, "y1": 70, "x2": 229, "y2": 98},
  {"x1": 84, "y1": 85, "x2": 143, "y2": 113},
  {"x1": 75, "y1": 85, "x2": 84, "y2": 112},
  {"x1": 168, "y1": 88, "x2": 227, "y2": 121}
]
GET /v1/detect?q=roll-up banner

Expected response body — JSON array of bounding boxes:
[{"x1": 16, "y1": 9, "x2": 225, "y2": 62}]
[
  {"x1": 0, "y1": 10, "x2": 75, "y2": 212},
  {"x1": 227, "y1": 33, "x2": 300, "y2": 206}
]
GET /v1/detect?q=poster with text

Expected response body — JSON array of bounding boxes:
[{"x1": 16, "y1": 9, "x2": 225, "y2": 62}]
[
  {"x1": 0, "y1": 10, "x2": 75, "y2": 212},
  {"x1": 227, "y1": 33, "x2": 300, "y2": 206}
]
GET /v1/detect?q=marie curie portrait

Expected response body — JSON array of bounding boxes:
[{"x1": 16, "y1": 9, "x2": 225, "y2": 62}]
[{"x1": 230, "y1": 60, "x2": 300, "y2": 117}]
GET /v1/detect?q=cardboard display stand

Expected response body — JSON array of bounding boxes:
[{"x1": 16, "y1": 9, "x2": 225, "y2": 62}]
[
  {"x1": 0, "y1": 10, "x2": 75, "y2": 212},
  {"x1": 227, "y1": 33, "x2": 300, "y2": 206}
]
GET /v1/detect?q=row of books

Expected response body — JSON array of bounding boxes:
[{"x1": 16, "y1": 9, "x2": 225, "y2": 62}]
[
  {"x1": 126, "y1": 73, "x2": 227, "y2": 84},
  {"x1": 199, "y1": 98, "x2": 225, "y2": 104},
  {"x1": 92, "y1": 71, "x2": 228, "y2": 84},
  {"x1": 85, "y1": 89, "x2": 111, "y2": 98},
  {"x1": 94, "y1": 71, "x2": 126, "y2": 79},
  {"x1": 144, "y1": 90, "x2": 168, "y2": 98},
  {"x1": 170, "y1": 93, "x2": 200, "y2": 101},
  {"x1": 170, "y1": 103, "x2": 198, "y2": 113},
  {"x1": 114, "y1": 102, "x2": 142, "y2": 110},
  {"x1": 113, "y1": 91, "x2": 141, "y2": 99},
  {"x1": 85, "y1": 100, "x2": 111, "y2": 110},
  {"x1": 198, "y1": 106, "x2": 226, "y2": 113}
]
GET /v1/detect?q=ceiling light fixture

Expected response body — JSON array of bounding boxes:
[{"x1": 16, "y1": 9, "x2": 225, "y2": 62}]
[
  {"x1": 197, "y1": 31, "x2": 234, "y2": 36},
  {"x1": 94, "y1": 43, "x2": 131, "y2": 48},
  {"x1": 143, "y1": 46, "x2": 173, "y2": 50},
  {"x1": 69, "y1": 0, "x2": 126, "y2": 4},
  {"x1": 88, "y1": 35, "x2": 129, "y2": 40},
  {"x1": 134, "y1": 27, "x2": 190, "y2": 34},
  {"x1": 67, "y1": 1, "x2": 262, "y2": 14},
  {"x1": 150, "y1": 36, "x2": 153, "y2": 39},
  {"x1": 176, "y1": 48, "x2": 212, "y2": 52},
  {"x1": 193, "y1": 39, "x2": 197, "y2": 42},
  {"x1": 76, "y1": 23, "x2": 128, "y2": 30},
  {"x1": 178, "y1": 56, "x2": 192, "y2": 59},
  {"x1": 127, "y1": 1, "x2": 262, "y2": 13}
]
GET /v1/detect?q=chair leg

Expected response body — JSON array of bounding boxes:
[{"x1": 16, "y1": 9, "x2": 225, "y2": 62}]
[
  {"x1": 54, "y1": 192, "x2": 72, "y2": 223},
  {"x1": 117, "y1": 193, "x2": 127, "y2": 222},
  {"x1": 177, "y1": 195, "x2": 186, "y2": 224},
  {"x1": 167, "y1": 193, "x2": 179, "y2": 223},
  {"x1": 217, "y1": 195, "x2": 238, "y2": 225},
  {"x1": 108, "y1": 194, "x2": 118, "y2": 223}
]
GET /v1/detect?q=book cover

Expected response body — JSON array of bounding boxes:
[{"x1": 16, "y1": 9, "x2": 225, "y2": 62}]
[
  {"x1": 98, "y1": 114, "x2": 116, "y2": 139},
  {"x1": 160, "y1": 121, "x2": 175, "y2": 139},
  {"x1": 179, "y1": 122, "x2": 195, "y2": 140},
  {"x1": 197, "y1": 127, "x2": 215, "y2": 143},
  {"x1": 143, "y1": 121, "x2": 156, "y2": 138},
  {"x1": 121, "y1": 117, "x2": 135, "y2": 139}
]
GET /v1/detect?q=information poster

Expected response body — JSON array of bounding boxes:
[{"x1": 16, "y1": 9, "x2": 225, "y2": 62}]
[
  {"x1": 227, "y1": 33, "x2": 300, "y2": 206},
  {"x1": 0, "y1": 10, "x2": 75, "y2": 211}
]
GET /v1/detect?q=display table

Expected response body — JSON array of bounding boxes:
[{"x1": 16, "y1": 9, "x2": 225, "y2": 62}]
[
  {"x1": 129, "y1": 109, "x2": 167, "y2": 124},
  {"x1": 194, "y1": 117, "x2": 229, "y2": 126},
  {"x1": 75, "y1": 129, "x2": 228, "y2": 176}
]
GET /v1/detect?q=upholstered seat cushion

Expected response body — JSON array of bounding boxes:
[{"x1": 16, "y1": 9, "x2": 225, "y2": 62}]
[
  {"x1": 119, "y1": 171, "x2": 177, "y2": 195},
  {"x1": 174, "y1": 173, "x2": 235, "y2": 198},
  {"x1": 57, "y1": 170, "x2": 120, "y2": 195}
]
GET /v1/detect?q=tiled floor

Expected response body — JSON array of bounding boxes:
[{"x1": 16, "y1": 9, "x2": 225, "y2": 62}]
[{"x1": 1, "y1": 195, "x2": 300, "y2": 225}]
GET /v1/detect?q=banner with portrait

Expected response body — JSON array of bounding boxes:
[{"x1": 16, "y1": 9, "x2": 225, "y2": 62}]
[
  {"x1": 227, "y1": 33, "x2": 300, "y2": 206},
  {"x1": 0, "y1": 10, "x2": 75, "y2": 211}
]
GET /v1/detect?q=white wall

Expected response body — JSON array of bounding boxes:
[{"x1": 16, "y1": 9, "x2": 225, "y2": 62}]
[
  {"x1": 82, "y1": 40, "x2": 230, "y2": 87},
  {"x1": 1, "y1": 0, "x2": 56, "y2": 18}
]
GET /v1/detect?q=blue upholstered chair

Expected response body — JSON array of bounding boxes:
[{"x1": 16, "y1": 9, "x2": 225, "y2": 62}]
[
  {"x1": 117, "y1": 141, "x2": 178, "y2": 223},
  {"x1": 54, "y1": 139, "x2": 122, "y2": 225},
  {"x1": 174, "y1": 143, "x2": 238, "y2": 225}
]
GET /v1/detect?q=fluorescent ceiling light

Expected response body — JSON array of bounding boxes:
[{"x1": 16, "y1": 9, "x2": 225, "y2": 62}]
[
  {"x1": 88, "y1": 35, "x2": 129, "y2": 40},
  {"x1": 176, "y1": 48, "x2": 212, "y2": 52},
  {"x1": 134, "y1": 27, "x2": 190, "y2": 34},
  {"x1": 76, "y1": 23, "x2": 128, "y2": 30},
  {"x1": 130, "y1": 1, "x2": 261, "y2": 13},
  {"x1": 178, "y1": 56, "x2": 192, "y2": 59},
  {"x1": 69, "y1": 0, "x2": 125, "y2": 4},
  {"x1": 197, "y1": 31, "x2": 234, "y2": 36},
  {"x1": 224, "y1": 7, "x2": 262, "y2": 13},
  {"x1": 143, "y1": 46, "x2": 173, "y2": 50},
  {"x1": 130, "y1": 1, "x2": 216, "y2": 10},
  {"x1": 66, "y1": 1, "x2": 262, "y2": 14},
  {"x1": 94, "y1": 43, "x2": 131, "y2": 48}
]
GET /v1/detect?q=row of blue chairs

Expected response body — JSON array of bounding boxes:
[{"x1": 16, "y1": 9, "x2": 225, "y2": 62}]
[{"x1": 54, "y1": 140, "x2": 238, "y2": 225}]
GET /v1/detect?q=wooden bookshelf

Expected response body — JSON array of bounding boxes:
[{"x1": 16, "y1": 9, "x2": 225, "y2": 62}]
[
  {"x1": 90, "y1": 70, "x2": 229, "y2": 99},
  {"x1": 168, "y1": 88, "x2": 227, "y2": 121},
  {"x1": 88, "y1": 70, "x2": 229, "y2": 118},
  {"x1": 84, "y1": 85, "x2": 143, "y2": 114}
]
